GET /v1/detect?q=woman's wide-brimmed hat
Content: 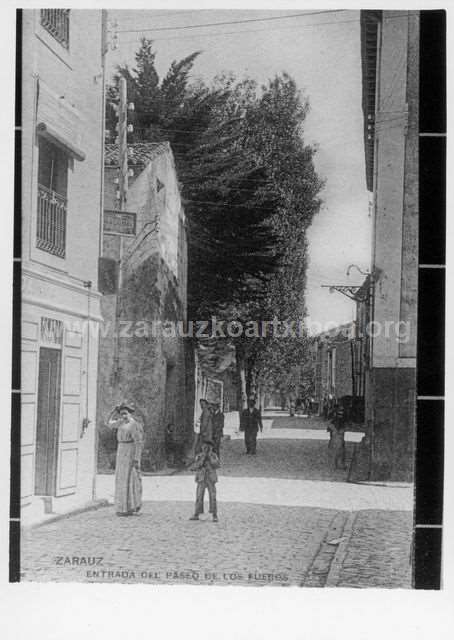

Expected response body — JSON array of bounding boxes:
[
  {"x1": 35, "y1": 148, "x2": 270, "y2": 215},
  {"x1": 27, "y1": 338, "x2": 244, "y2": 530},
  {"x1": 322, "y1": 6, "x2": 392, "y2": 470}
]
[{"x1": 118, "y1": 402, "x2": 135, "y2": 413}]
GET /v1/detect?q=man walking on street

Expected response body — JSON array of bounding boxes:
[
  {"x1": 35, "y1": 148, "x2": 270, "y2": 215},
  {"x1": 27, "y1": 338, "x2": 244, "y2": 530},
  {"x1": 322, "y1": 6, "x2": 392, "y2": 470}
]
[
  {"x1": 240, "y1": 397, "x2": 263, "y2": 455},
  {"x1": 212, "y1": 402, "x2": 224, "y2": 459}
]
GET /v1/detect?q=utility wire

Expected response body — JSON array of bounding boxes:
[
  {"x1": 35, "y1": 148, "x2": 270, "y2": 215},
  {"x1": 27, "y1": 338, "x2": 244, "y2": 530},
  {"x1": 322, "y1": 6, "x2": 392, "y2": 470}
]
[
  {"x1": 117, "y1": 17, "x2": 361, "y2": 46},
  {"x1": 118, "y1": 10, "x2": 347, "y2": 33},
  {"x1": 113, "y1": 12, "x2": 409, "y2": 46},
  {"x1": 114, "y1": 10, "x2": 204, "y2": 21}
]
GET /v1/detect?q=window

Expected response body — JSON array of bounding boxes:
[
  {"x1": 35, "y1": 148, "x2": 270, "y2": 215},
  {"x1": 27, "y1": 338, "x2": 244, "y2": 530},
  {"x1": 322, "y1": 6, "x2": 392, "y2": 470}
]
[
  {"x1": 36, "y1": 137, "x2": 68, "y2": 258},
  {"x1": 40, "y1": 9, "x2": 70, "y2": 49}
]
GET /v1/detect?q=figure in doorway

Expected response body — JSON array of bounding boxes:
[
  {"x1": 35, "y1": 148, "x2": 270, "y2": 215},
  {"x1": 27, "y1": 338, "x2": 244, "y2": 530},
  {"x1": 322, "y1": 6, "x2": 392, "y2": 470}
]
[{"x1": 165, "y1": 422, "x2": 176, "y2": 467}]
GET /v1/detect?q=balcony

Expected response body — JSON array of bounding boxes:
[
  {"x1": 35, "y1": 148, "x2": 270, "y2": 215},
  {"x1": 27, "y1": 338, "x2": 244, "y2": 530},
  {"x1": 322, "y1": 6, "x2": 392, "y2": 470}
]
[
  {"x1": 40, "y1": 9, "x2": 70, "y2": 49},
  {"x1": 36, "y1": 184, "x2": 67, "y2": 259}
]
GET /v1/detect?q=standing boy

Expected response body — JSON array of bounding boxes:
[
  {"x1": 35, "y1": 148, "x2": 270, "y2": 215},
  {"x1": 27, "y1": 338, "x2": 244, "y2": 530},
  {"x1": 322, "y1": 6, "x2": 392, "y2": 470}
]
[{"x1": 189, "y1": 440, "x2": 220, "y2": 522}]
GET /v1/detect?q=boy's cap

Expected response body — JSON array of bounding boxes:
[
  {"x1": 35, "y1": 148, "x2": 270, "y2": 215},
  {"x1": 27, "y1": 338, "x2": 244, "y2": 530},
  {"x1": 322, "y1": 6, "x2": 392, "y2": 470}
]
[{"x1": 117, "y1": 402, "x2": 135, "y2": 413}]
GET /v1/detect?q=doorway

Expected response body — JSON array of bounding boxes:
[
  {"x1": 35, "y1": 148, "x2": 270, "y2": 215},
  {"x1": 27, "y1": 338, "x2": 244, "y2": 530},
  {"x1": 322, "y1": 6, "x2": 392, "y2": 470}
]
[{"x1": 35, "y1": 347, "x2": 62, "y2": 496}]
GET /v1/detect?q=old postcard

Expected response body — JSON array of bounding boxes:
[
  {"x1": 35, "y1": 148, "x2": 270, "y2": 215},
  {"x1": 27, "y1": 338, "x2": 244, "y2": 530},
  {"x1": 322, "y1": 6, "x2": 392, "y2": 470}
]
[{"x1": 15, "y1": 7, "x2": 441, "y2": 591}]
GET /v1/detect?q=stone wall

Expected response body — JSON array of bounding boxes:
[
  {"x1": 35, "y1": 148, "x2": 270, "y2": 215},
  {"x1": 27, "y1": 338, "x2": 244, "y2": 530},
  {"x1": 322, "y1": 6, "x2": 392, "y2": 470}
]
[
  {"x1": 97, "y1": 146, "x2": 193, "y2": 471},
  {"x1": 368, "y1": 368, "x2": 416, "y2": 481}
]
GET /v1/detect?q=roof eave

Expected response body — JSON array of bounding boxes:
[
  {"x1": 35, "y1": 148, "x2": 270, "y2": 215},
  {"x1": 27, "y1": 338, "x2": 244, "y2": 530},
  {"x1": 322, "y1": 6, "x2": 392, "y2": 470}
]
[{"x1": 360, "y1": 10, "x2": 382, "y2": 192}]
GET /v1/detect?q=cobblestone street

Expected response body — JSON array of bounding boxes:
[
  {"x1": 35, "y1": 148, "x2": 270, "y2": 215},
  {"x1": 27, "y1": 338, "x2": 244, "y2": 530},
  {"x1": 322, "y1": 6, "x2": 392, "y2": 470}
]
[
  {"x1": 21, "y1": 412, "x2": 414, "y2": 588},
  {"x1": 201, "y1": 438, "x2": 352, "y2": 482}
]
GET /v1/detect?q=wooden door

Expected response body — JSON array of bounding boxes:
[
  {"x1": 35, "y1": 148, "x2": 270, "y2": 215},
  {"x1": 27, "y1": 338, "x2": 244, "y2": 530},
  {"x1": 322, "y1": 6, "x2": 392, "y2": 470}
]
[{"x1": 35, "y1": 347, "x2": 61, "y2": 495}]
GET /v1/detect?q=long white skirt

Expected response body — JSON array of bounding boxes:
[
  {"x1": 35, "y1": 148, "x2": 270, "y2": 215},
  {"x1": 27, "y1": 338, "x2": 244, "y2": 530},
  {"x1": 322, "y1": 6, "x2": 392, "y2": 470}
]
[{"x1": 114, "y1": 441, "x2": 142, "y2": 514}]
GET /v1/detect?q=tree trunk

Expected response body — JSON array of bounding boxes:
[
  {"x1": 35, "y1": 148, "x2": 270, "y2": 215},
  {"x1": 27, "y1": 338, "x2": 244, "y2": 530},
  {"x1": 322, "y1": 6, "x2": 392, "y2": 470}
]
[
  {"x1": 257, "y1": 384, "x2": 265, "y2": 412},
  {"x1": 235, "y1": 346, "x2": 248, "y2": 411},
  {"x1": 246, "y1": 366, "x2": 255, "y2": 399}
]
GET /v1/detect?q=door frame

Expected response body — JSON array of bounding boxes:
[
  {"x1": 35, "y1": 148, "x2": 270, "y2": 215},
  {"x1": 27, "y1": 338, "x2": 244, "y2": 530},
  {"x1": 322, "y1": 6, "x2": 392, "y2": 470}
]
[{"x1": 35, "y1": 344, "x2": 62, "y2": 496}]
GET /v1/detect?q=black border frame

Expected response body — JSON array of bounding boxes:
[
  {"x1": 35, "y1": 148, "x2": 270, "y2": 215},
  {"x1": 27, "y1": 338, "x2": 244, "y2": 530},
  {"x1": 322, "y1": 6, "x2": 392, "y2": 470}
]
[{"x1": 414, "y1": 9, "x2": 446, "y2": 590}]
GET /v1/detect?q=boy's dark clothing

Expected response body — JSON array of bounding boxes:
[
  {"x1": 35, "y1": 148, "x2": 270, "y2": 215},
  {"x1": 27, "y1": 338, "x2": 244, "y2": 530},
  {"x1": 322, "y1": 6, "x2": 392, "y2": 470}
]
[
  {"x1": 191, "y1": 448, "x2": 220, "y2": 516},
  {"x1": 240, "y1": 407, "x2": 263, "y2": 454},
  {"x1": 212, "y1": 411, "x2": 224, "y2": 458}
]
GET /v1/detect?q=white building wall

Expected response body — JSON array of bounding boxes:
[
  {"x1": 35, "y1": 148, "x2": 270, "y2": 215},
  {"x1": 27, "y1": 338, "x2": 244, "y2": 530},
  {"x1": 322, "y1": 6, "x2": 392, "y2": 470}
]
[
  {"x1": 21, "y1": 10, "x2": 105, "y2": 522},
  {"x1": 371, "y1": 11, "x2": 413, "y2": 369}
]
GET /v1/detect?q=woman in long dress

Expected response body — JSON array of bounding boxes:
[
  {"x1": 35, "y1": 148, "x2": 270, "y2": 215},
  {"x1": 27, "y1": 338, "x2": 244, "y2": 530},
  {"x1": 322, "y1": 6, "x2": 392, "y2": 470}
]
[{"x1": 108, "y1": 402, "x2": 144, "y2": 516}]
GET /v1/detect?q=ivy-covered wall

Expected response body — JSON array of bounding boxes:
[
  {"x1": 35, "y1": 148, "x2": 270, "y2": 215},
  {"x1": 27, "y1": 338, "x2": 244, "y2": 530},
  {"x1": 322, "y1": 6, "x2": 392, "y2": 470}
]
[{"x1": 97, "y1": 146, "x2": 192, "y2": 472}]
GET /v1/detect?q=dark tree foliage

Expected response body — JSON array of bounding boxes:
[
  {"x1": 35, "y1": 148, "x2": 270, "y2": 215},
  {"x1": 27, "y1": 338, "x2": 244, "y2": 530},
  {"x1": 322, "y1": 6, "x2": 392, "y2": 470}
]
[
  {"x1": 107, "y1": 41, "x2": 286, "y2": 317},
  {"x1": 106, "y1": 40, "x2": 324, "y2": 393}
]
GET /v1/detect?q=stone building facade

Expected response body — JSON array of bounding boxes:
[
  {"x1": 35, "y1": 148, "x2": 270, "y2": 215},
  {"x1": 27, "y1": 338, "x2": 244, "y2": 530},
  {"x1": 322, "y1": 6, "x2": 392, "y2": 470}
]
[
  {"x1": 359, "y1": 10, "x2": 419, "y2": 481},
  {"x1": 97, "y1": 143, "x2": 193, "y2": 471},
  {"x1": 312, "y1": 323, "x2": 361, "y2": 416},
  {"x1": 20, "y1": 10, "x2": 107, "y2": 522}
]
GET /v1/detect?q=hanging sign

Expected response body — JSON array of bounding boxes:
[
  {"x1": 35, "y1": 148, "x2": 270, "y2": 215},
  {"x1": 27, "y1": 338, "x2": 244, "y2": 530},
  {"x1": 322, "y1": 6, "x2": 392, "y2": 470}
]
[{"x1": 103, "y1": 209, "x2": 137, "y2": 237}]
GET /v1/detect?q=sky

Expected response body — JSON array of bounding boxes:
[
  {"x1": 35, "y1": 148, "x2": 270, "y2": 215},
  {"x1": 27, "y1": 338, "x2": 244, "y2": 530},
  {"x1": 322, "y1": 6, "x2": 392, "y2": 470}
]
[{"x1": 106, "y1": 9, "x2": 372, "y2": 330}]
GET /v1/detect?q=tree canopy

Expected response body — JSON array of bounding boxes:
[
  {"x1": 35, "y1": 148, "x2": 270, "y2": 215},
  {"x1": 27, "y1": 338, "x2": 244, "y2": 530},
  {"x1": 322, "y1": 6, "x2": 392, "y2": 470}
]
[{"x1": 106, "y1": 39, "x2": 324, "y2": 401}]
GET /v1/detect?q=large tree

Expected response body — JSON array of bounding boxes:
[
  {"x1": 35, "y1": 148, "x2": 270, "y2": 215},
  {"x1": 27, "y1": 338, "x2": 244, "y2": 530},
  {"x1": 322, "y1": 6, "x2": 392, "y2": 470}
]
[
  {"x1": 106, "y1": 40, "x2": 323, "y2": 406},
  {"x1": 107, "y1": 41, "x2": 282, "y2": 317}
]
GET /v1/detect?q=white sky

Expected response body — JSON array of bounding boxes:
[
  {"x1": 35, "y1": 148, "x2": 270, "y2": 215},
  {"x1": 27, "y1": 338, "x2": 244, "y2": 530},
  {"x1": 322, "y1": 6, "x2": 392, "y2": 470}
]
[{"x1": 107, "y1": 9, "x2": 372, "y2": 329}]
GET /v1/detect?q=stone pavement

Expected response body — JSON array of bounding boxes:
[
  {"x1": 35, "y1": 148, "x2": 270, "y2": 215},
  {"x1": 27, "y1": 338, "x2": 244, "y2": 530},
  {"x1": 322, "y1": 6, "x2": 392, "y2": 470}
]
[
  {"x1": 224, "y1": 410, "x2": 365, "y2": 442},
  {"x1": 21, "y1": 502, "x2": 335, "y2": 585},
  {"x1": 21, "y1": 413, "x2": 414, "y2": 588},
  {"x1": 96, "y1": 473, "x2": 412, "y2": 512},
  {"x1": 20, "y1": 500, "x2": 412, "y2": 588},
  {"x1": 200, "y1": 437, "x2": 356, "y2": 481},
  {"x1": 332, "y1": 510, "x2": 413, "y2": 588}
]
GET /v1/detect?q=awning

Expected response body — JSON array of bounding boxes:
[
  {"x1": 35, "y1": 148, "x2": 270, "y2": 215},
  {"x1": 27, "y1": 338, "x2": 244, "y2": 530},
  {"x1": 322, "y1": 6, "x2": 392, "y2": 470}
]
[
  {"x1": 36, "y1": 78, "x2": 86, "y2": 161},
  {"x1": 36, "y1": 122, "x2": 86, "y2": 161}
]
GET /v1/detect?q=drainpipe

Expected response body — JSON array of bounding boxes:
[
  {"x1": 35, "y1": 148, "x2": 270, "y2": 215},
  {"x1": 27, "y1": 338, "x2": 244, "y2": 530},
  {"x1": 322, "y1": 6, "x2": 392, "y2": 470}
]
[{"x1": 92, "y1": 9, "x2": 108, "y2": 502}]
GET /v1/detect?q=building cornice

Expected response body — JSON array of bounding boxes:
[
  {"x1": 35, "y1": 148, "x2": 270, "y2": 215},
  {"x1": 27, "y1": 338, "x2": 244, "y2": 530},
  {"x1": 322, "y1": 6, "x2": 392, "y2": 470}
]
[
  {"x1": 22, "y1": 295, "x2": 103, "y2": 323},
  {"x1": 22, "y1": 263, "x2": 103, "y2": 299}
]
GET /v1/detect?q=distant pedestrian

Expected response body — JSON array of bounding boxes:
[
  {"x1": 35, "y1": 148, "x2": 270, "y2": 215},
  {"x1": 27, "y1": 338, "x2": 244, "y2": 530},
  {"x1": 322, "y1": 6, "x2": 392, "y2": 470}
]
[
  {"x1": 189, "y1": 440, "x2": 220, "y2": 522},
  {"x1": 212, "y1": 402, "x2": 224, "y2": 459},
  {"x1": 108, "y1": 402, "x2": 144, "y2": 516},
  {"x1": 327, "y1": 405, "x2": 347, "y2": 470},
  {"x1": 239, "y1": 397, "x2": 263, "y2": 455}
]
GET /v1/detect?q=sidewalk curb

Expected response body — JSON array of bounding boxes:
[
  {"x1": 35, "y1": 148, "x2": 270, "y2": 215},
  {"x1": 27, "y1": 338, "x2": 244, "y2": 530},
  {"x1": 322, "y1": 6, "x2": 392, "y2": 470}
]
[
  {"x1": 23, "y1": 499, "x2": 110, "y2": 530},
  {"x1": 325, "y1": 511, "x2": 357, "y2": 587}
]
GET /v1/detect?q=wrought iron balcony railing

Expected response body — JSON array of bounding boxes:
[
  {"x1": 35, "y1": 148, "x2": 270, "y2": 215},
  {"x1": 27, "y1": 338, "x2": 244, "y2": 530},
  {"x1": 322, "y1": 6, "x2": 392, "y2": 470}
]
[
  {"x1": 36, "y1": 184, "x2": 67, "y2": 258},
  {"x1": 40, "y1": 9, "x2": 70, "y2": 49}
]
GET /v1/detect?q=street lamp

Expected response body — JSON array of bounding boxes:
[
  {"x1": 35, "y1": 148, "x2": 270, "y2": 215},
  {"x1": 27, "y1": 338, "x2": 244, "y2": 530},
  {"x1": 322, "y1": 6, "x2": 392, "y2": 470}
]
[{"x1": 346, "y1": 264, "x2": 369, "y2": 278}]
